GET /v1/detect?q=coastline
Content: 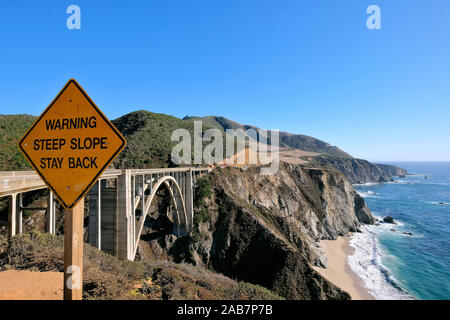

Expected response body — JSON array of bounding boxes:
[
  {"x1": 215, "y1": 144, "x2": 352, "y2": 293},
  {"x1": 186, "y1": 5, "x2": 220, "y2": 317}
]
[{"x1": 313, "y1": 235, "x2": 374, "y2": 300}]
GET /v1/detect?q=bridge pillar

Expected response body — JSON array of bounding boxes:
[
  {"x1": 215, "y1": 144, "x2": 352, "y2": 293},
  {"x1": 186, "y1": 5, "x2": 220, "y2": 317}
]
[
  {"x1": 16, "y1": 193, "x2": 23, "y2": 235},
  {"x1": 131, "y1": 175, "x2": 136, "y2": 258},
  {"x1": 47, "y1": 191, "x2": 56, "y2": 235},
  {"x1": 117, "y1": 170, "x2": 134, "y2": 261},
  {"x1": 88, "y1": 181, "x2": 103, "y2": 249},
  {"x1": 185, "y1": 169, "x2": 194, "y2": 231},
  {"x1": 181, "y1": 173, "x2": 185, "y2": 203},
  {"x1": 149, "y1": 174, "x2": 153, "y2": 194},
  {"x1": 7, "y1": 194, "x2": 16, "y2": 239},
  {"x1": 141, "y1": 175, "x2": 146, "y2": 218},
  {"x1": 99, "y1": 184, "x2": 116, "y2": 256}
]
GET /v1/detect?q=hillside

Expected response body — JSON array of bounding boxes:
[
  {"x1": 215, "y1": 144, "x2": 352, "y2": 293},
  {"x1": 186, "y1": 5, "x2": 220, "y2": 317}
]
[
  {"x1": 0, "y1": 232, "x2": 282, "y2": 300},
  {"x1": 184, "y1": 115, "x2": 352, "y2": 158},
  {"x1": 0, "y1": 114, "x2": 37, "y2": 171},
  {"x1": 184, "y1": 115, "x2": 407, "y2": 183},
  {"x1": 0, "y1": 111, "x2": 407, "y2": 184},
  {"x1": 112, "y1": 110, "x2": 199, "y2": 168},
  {"x1": 0, "y1": 111, "x2": 216, "y2": 170},
  {"x1": 0, "y1": 162, "x2": 374, "y2": 300}
]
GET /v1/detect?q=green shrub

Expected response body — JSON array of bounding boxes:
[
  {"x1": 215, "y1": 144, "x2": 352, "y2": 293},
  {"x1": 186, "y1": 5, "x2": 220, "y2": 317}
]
[
  {"x1": 194, "y1": 207, "x2": 211, "y2": 224},
  {"x1": 194, "y1": 177, "x2": 212, "y2": 207},
  {"x1": 191, "y1": 230, "x2": 210, "y2": 242}
]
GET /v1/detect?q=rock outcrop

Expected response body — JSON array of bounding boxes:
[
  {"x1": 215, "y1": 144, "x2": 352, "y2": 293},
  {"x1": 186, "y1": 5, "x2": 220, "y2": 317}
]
[
  {"x1": 354, "y1": 194, "x2": 375, "y2": 224},
  {"x1": 307, "y1": 156, "x2": 407, "y2": 184},
  {"x1": 375, "y1": 163, "x2": 408, "y2": 179},
  {"x1": 194, "y1": 164, "x2": 374, "y2": 299},
  {"x1": 383, "y1": 216, "x2": 396, "y2": 224}
]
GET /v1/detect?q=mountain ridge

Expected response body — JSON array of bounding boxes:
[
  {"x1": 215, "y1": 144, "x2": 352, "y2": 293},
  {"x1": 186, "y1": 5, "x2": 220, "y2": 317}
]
[
  {"x1": 183, "y1": 115, "x2": 407, "y2": 183},
  {"x1": 0, "y1": 111, "x2": 407, "y2": 184},
  {"x1": 184, "y1": 115, "x2": 353, "y2": 159}
]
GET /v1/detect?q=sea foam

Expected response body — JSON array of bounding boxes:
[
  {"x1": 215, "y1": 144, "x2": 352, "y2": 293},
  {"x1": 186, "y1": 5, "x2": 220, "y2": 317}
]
[
  {"x1": 357, "y1": 190, "x2": 378, "y2": 198},
  {"x1": 353, "y1": 182, "x2": 380, "y2": 187},
  {"x1": 423, "y1": 201, "x2": 450, "y2": 206},
  {"x1": 348, "y1": 225, "x2": 413, "y2": 300}
]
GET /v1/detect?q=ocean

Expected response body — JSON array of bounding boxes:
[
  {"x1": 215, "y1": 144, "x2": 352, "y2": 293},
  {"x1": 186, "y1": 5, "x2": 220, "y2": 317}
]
[{"x1": 351, "y1": 162, "x2": 450, "y2": 300}]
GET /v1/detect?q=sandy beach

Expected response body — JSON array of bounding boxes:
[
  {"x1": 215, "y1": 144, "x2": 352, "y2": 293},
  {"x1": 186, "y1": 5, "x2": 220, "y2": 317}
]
[{"x1": 313, "y1": 235, "x2": 374, "y2": 300}]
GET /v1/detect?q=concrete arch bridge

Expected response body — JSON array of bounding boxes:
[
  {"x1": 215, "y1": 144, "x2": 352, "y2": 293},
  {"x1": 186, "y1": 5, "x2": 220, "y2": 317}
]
[{"x1": 0, "y1": 167, "x2": 211, "y2": 261}]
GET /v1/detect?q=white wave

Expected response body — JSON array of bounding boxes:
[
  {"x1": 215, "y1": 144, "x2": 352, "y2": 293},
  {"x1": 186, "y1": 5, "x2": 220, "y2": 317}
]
[
  {"x1": 348, "y1": 226, "x2": 413, "y2": 300},
  {"x1": 423, "y1": 201, "x2": 450, "y2": 206},
  {"x1": 371, "y1": 214, "x2": 405, "y2": 227},
  {"x1": 387, "y1": 178, "x2": 450, "y2": 186},
  {"x1": 423, "y1": 182, "x2": 450, "y2": 186},
  {"x1": 372, "y1": 214, "x2": 385, "y2": 221},
  {"x1": 357, "y1": 190, "x2": 379, "y2": 198},
  {"x1": 387, "y1": 180, "x2": 421, "y2": 185},
  {"x1": 353, "y1": 182, "x2": 380, "y2": 187}
]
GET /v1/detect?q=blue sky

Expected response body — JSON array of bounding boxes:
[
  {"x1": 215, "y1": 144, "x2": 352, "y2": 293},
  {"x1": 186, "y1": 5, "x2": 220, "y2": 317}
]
[{"x1": 0, "y1": 0, "x2": 449, "y2": 161}]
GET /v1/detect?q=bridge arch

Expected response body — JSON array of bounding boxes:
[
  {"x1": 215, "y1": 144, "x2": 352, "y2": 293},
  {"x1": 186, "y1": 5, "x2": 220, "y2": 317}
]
[{"x1": 133, "y1": 175, "x2": 189, "y2": 259}]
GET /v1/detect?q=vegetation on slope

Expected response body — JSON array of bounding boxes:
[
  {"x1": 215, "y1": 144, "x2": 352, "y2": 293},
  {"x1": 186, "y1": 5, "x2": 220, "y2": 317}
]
[
  {"x1": 0, "y1": 232, "x2": 282, "y2": 300},
  {"x1": 183, "y1": 115, "x2": 242, "y2": 134},
  {"x1": 112, "y1": 111, "x2": 193, "y2": 168},
  {"x1": 0, "y1": 114, "x2": 36, "y2": 170},
  {"x1": 112, "y1": 110, "x2": 223, "y2": 169},
  {"x1": 184, "y1": 115, "x2": 352, "y2": 158},
  {"x1": 0, "y1": 111, "x2": 218, "y2": 170}
]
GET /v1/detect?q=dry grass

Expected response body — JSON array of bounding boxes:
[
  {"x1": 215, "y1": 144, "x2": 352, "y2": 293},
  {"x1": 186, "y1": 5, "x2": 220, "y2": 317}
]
[
  {"x1": 0, "y1": 232, "x2": 64, "y2": 272},
  {"x1": 0, "y1": 232, "x2": 283, "y2": 300}
]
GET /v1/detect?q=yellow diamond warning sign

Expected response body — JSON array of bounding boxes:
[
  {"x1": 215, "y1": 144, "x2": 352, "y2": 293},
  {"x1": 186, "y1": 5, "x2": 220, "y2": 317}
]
[{"x1": 18, "y1": 79, "x2": 126, "y2": 209}]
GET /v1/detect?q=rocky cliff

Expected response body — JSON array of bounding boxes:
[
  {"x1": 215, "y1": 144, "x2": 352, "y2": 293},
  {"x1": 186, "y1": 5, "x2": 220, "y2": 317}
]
[
  {"x1": 137, "y1": 163, "x2": 375, "y2": 300},
  {"x1": 307, "y1": 156, "x2": 407, "y2": 184},
  {"x1": 375, "y1": 163, "x2": 408, "y2": 179}
]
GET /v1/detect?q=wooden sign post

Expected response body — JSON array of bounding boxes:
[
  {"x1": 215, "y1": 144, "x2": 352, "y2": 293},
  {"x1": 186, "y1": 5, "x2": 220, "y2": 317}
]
[
  {"x1": 18, "y1": 79, "x2": 126, "y2": 300},
  {"x1": 64, "y1": 199, "x2": 84, "y2": 300}
]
